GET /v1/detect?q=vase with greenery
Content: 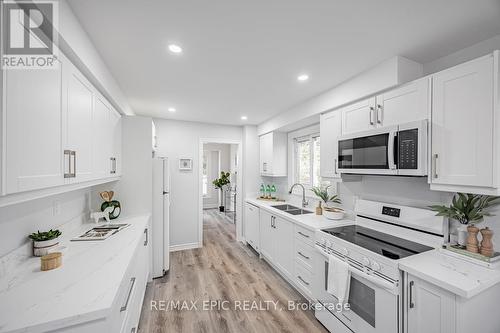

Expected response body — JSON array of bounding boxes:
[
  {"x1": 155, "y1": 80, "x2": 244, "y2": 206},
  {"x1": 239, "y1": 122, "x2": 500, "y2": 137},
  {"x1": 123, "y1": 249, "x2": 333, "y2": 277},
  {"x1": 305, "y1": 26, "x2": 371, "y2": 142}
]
[
  {"x1": 311, "y1": 186, "x2": 344, "y2": 220},
  {"x1": 29, "y1": 229, "x2": 62, "y2": 257},
  {"x1": 213, "y1": 171, "x2": 231, "y2": 212},
  {"x1": 430, "y1": 193, "x2": 500, "y2": 251}
]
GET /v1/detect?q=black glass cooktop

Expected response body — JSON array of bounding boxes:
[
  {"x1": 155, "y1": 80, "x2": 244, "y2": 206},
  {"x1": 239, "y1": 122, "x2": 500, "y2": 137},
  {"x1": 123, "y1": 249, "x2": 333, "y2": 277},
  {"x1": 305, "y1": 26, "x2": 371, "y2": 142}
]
[{"x1": 321, "y1": 225, "x2": 432, "y2": 259}]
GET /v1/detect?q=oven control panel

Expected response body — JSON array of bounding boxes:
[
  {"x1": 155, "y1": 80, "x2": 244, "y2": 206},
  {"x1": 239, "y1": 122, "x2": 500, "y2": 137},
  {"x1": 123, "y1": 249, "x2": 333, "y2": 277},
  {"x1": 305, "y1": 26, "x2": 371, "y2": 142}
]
[{"x1": 382, "y1": 206, "x2": 400, "y2": 218}]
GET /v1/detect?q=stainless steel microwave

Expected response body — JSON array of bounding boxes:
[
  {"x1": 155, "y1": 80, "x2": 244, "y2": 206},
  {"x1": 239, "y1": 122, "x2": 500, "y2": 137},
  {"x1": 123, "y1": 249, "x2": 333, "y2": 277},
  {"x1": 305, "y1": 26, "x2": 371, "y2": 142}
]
[{"x1": 337, "y1": 120, "x2": 428, "y2": 176}]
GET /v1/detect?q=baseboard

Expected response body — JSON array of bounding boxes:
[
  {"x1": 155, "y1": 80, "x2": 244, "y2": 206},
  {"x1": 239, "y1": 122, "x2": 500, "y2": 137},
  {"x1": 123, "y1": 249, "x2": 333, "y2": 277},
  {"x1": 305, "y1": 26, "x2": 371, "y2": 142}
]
[{"x1": 169, "y1": 242, "x2": 200, "y2": 252}]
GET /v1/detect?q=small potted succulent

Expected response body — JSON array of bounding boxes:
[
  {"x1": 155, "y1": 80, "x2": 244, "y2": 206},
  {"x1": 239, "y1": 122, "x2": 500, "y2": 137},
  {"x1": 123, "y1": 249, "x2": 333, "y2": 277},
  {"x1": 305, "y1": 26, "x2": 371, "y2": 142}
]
[
  {"x1": 430, "y1": 193, "x2": 500, "y2": 253},
  {"x1": 213, "y1": 171, "x2": 231, "y2": 212},
  {"x1": 311, "y1": 186, "x2": 344, "y2": 220},
  {"x1": 29, "y1": 229, "x2": 62, "y2": 257}
]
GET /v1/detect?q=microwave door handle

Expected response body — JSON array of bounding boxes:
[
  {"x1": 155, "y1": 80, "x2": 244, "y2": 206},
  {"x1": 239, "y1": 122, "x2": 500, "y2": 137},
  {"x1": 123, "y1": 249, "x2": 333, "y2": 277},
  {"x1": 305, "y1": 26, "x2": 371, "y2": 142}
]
[{"x1": 388, "y1": 132, "x2": 397, "y2": 170}]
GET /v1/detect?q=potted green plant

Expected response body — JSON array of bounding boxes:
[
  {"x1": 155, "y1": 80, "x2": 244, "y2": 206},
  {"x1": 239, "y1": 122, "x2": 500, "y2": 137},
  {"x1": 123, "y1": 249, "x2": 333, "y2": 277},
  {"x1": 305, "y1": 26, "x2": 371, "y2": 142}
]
[
  {"x1": 430, "y1": 193, "x2": 500, "y2": 252},
  {"x1": 213, "y1": 171, "x2": 231, "y2": 212},
  {"x1": 29, "y1": 229, "x2": 62, "y2": 257},
  {"x1": 311, "y1": 186, "x2": 343, "y2": 220}
]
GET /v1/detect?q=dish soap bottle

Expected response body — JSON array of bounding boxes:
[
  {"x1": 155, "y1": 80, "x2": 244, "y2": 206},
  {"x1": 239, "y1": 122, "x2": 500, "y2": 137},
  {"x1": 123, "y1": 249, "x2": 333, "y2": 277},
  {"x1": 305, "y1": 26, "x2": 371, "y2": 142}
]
[
  {"x1": 265, "y1": 185, "x2": 271, "y2": 199},
  {"x1": 271, "y1": 185, "x2": 277, "y2": 199},
  {"x1": 260, "y1": 184, "x2": 265, "y2": 198}
]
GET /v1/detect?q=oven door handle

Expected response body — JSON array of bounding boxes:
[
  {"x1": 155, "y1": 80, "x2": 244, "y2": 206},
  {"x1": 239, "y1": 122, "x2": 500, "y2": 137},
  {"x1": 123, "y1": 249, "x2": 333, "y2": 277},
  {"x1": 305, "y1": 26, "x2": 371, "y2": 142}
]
[{"x1": 348, "y1": 266, "x2": 398, "y2": 294}]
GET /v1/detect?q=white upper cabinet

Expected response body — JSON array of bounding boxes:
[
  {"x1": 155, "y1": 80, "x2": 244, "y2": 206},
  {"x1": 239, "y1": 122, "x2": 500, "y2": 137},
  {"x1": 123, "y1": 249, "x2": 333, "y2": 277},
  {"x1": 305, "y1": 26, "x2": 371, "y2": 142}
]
[
  {"x1": 320, "y1": 110, "x2": 342, "y2": 179},
  {"x1": 341, "y1": 97, "x2": 376, "y2": 135},
  {"x1": 259, "y1": 131, "x2": 287, "y2": 177},
  {"x1": 375, "y1": 77, "x2": 430, "y2": 127},
  {"x1": 66, "y1": 64, "x2": 94, "y2": 183},
  {"x1": 1, "y1": 51, "x2": 122, "y2": 197},
  {"x1": 3, "y1": 57, "x2": 65, "y2": 194},
  {"x1": 430, "y1": 53, "x2": 496, "y2": 193}
]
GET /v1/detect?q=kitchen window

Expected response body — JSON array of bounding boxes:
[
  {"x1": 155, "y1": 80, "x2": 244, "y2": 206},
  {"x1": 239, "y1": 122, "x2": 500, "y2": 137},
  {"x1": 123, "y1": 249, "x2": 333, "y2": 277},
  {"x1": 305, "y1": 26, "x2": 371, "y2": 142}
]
[{"x1": 294, "y1": 134, "x2": 321, "y2": 189}]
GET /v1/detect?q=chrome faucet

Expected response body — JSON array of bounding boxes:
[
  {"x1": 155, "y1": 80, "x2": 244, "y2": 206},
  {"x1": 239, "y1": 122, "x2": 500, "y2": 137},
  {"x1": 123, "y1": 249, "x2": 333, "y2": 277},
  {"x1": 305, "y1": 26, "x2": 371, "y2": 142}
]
[{"x1": 289, "y1": 183, "x2": 309, "y2": 207}]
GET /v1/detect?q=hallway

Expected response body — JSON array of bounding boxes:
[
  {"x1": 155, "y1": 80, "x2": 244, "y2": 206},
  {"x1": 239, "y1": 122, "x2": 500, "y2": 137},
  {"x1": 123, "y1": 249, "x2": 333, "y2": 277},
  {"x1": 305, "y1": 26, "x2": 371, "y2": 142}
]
[{"x1": 138, "y1": 210, "x2": 327, "y2": 333}]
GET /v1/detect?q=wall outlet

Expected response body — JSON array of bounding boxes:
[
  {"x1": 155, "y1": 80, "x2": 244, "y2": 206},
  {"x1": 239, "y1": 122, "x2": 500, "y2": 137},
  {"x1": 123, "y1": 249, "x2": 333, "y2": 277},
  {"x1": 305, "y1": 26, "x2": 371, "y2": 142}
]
[{"x1": 53, "y1": 200, "x2": 61, "y2": 216}]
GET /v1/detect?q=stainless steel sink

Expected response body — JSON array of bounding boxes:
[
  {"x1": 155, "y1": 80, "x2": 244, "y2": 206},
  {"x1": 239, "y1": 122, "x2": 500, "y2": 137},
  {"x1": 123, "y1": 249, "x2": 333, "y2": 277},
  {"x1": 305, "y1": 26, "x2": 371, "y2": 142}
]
[
  {"x1": 286, "y1": 209, "x2": 313, "y2": 215},
  {"x1": 271, "y1": 204, "x2": 312, "y2": 215},
  {"x1": 272, "y1": 204, "x2": 300, "y2": 211}
]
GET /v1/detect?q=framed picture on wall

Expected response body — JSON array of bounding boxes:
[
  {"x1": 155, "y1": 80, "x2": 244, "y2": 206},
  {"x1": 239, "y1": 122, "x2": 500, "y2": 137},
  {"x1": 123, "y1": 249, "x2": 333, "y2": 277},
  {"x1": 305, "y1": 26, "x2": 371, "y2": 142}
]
[{"x1": 179, "y1": 158, "x2": 193, "y2": 171}]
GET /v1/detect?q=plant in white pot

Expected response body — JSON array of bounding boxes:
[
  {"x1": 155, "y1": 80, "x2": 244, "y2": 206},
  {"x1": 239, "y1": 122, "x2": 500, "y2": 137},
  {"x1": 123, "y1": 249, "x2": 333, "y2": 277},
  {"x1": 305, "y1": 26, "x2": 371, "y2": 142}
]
[
  {"x1": 29, "y1": 229, "x2": 62, "y2": 257},
  {"x1": 311, "y1": 186, "x2": 344, "y2": 220},
  {"x1": 430, "y1": 193, "x2": 500, "y2": 253},
  {"x1": 213, "y1": 171, "x2": 231, "y2": 212}
]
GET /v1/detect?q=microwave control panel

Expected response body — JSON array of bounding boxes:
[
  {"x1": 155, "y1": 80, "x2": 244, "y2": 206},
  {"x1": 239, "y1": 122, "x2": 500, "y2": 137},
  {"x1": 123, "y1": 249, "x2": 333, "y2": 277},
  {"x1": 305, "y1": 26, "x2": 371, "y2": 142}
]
[{"x1": 398, "y1": 129, "x2": 418, "y2": 169}]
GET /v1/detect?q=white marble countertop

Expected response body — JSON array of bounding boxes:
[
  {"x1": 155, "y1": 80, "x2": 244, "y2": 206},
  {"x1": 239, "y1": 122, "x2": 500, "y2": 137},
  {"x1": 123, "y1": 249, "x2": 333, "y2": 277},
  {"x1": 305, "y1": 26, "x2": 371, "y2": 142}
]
[
  {"x1": 0, "y1": 214, "x2": 150, "y2": 333},
  {"x1": 399, "y1": 249, "x2": 500, "y2": 299},
  {"x1": 245, "y1": 198, "x2": 354, "y2": 231}
]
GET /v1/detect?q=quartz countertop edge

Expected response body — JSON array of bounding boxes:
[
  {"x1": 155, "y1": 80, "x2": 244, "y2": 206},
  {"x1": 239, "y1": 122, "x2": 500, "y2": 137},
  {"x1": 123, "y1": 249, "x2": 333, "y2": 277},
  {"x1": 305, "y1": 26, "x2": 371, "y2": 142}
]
[
  {"x1": 0, "y1": 214, "x2": 151, "y2": 333},
  {"x1": 245, "y1": 198, "x2": 354, "y2": 231},
  {"x1": 398, "y1": 249, "x2": 500, "y2": 299}
]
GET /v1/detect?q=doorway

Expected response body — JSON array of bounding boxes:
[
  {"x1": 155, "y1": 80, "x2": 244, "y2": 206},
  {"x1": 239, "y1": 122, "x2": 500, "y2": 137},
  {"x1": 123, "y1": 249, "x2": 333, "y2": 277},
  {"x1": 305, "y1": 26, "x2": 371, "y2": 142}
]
[{"x1": 198, "y1": 139, "x2": 243, "y2": 246}]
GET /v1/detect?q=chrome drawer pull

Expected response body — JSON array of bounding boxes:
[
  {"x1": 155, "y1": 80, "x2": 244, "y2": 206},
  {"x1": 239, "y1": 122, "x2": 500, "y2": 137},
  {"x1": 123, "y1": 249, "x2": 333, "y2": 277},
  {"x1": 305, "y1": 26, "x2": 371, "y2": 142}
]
[
  {"x1": 409, "y1": 280, "x2": 415, "y2": 309},
  {"x1": 144, "y1": 228, "x2": 148, "y2": 246},
  {"x1": 120, "y1": 277, "x2": 136, "y2": 312},
  {"x1": 298, "y1": 251, "x2": 310, "y2": 260},
  {"x1": 298, "y1": 231, "x2": 310, "y2": 238},
  {"x1": 64, "y1": 150, "x2": 71, "y2": 178},
  {"x1": 297, "y1": 275, "x2": 310, "y2": 286}
]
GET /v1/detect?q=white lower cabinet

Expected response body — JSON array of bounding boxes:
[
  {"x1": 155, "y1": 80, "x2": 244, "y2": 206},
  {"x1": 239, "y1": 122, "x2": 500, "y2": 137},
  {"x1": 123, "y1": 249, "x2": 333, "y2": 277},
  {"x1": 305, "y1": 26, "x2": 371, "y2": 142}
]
[
  {"x1": 244, "y1": 203, "x2": 260, "y2": 251},
  {"x1": 406, "y1": 274, "x2": 456, "y2": 333},
  {"x1": 259, "y1": 209, "x2": 293, "y2": 280}
]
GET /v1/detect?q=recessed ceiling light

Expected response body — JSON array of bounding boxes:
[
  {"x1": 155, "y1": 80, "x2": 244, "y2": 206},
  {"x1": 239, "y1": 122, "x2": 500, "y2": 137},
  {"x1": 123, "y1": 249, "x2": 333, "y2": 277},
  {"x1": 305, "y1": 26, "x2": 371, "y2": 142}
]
[
  {"x1": 241, "y1": 116, "x2": 248, "y2": 120},
  {"x1": 168, "y1": 107, "x2": 176, "y2": 112},
  {"x1": 297, "y1": 74, "x2": 309, "y2": 82},
  {"x1": 168, "y1": 44, "x2": 182, "y2": 54}
]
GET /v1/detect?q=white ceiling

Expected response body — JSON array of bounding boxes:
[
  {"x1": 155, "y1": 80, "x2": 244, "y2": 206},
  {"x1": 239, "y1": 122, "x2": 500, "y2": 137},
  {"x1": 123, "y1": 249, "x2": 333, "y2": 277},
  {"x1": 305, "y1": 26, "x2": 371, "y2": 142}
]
[{"x1": 68, "y1": 0, "x2": 500, "y2": 126}]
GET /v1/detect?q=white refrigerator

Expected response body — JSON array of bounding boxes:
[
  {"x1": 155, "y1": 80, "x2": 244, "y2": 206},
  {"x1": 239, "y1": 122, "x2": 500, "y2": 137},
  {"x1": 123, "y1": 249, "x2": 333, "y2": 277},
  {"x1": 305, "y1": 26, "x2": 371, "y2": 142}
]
[{"x1": 152, "y1": 157, "x2": 170, "y2": 278}]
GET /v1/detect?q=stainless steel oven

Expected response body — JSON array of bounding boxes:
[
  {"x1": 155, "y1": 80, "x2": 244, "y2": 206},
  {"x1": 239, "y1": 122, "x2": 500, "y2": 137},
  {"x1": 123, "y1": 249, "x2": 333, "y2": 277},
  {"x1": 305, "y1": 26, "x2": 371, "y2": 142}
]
[
  {"x1": 337, "y1": 120, "x2": 427, "y2": 176},
  {"x1": 313, "y1": 249, "x2": 399, "y2": 333}
]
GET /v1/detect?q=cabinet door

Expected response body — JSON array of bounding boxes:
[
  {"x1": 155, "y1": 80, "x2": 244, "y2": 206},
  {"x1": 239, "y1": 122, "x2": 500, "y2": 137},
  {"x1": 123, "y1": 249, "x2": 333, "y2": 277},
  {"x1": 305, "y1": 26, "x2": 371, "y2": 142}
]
[
  {"x1": 110, "y1": 108, "x2": 122, "y2": 176},
  {"x1": 66, "y1": 66, "x2": 94, "y2": 183},
  {"x1": 4, "y1": 57, "x2": 65, "y2": 194},
  {"x1": 320, "y1": 110, "x2": 342, "y2": 178},
  {"x1": 274, "y1": 216, "x2": 294, "y2": 279},
  {"x1": 259, "y1": 210, "x2": 274, "y2": 261},
  {"x1": 431, "y1": 55, "x2": 494, "y2": 187},
  {"x1": 341, "y1": 97, "x2": 376, "y2": 135},
  {"x1": 376, "y1": 78, "x2": 430, "y2": 127},
  {"x1": 407, "y1": 275, "x2": 456, "y2": 333},
  {"x1": 259, "y1": 132, "x2": 273, "y2": 175},
  {"x1": 244, "y1": 203, "x2": 260, "y2": 250},
  {"x1": 92, "y1": 95, "x2": 111, "y2": 179}
]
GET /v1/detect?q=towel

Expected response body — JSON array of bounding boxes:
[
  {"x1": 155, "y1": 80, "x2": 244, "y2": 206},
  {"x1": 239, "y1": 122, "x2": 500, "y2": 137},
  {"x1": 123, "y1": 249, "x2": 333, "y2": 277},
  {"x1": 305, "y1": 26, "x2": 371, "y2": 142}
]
[{"x1": 327, "y1": 254, "x2": 351, "y2": 304}]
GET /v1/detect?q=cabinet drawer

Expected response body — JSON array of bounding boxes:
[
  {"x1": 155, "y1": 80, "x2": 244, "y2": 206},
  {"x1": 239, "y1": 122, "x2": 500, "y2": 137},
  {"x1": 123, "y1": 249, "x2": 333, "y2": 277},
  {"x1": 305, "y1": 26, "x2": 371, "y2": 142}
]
[
  {"x1": 295, "y1": 262, "x2": 313, "y2": 298},
  {"x1": 295, "y1": 241, "x2": 314, "y2": 272},
  {"x1": 295, "y1": 225, "x2": 314, "y2": 246}
]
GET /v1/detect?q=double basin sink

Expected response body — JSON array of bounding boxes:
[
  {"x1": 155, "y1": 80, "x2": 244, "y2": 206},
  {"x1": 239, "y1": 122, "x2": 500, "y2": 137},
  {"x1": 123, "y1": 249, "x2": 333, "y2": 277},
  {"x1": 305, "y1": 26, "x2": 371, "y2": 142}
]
[{"x1": 271, "y1": 204, "x2": 312, "y2": 215}]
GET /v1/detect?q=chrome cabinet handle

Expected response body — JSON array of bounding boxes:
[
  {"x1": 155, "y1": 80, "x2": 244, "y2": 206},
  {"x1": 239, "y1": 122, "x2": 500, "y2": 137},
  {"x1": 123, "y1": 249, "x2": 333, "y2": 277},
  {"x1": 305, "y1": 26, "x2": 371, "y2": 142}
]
[
  {"x1": 64, "y1": 150, "x2": 71, "y2": 178},
  {"x1": 369, "y1": 107, "x2": 375, "y2": 125},
  {"x1": 334, "y1": 158, "x2": 338, "y2": 175},
  {"x1": 71, "y1": 151, "x2": 76, "y2": 177},
  {"x1": 144, "y1": 228, "x2": 148, "y2": 246},
  {"x1": 376, "y1": 104, "x2": 383, "y2": 124},
  {"x1": 297, "y1": 275, "x2": 310, "y2": 286},
  {"x1": 110, "y1": 157, "x2": 116, "y2": 174},
  {"x1": 433, "y1": 154, "x2": 439, "y2": 179},
  {"x1": 298, "y1": 231, "x2": 310, "y2": 238},
  {"x1": 120, "y1": 277, "x2": 136, "y2": 312},
  {"x1": 131, "y1": 328, "x2": 136, "y2": 333},
  {"x1": 409, "y1": 280, "x2": 415, "y2": 308},
  {"x1": 298, "y1": 251, "x2": 310, "y2": 260},
  {"x1": 263, "y1": 162, "x2": 267, "y2": 172}
]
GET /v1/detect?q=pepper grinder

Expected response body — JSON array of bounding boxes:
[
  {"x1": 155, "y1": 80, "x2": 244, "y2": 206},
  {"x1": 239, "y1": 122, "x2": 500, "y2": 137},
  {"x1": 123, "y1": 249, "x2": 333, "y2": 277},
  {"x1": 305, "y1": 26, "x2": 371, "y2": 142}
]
[{"x1": 480, "y1": 227, "x2": 494, "y2": 257}]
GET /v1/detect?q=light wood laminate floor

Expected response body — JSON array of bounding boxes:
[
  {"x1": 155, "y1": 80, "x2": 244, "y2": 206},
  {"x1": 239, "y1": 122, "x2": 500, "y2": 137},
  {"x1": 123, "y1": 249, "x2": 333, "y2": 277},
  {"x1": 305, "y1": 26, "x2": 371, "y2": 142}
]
[{"x1": 138, "y1": 209, "x2": 328, "y2": 333}]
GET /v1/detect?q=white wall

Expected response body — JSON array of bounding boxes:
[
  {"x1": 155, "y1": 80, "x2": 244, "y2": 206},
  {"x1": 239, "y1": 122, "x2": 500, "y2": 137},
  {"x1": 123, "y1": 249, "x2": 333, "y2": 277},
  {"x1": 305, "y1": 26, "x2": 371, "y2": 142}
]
[
  {"x1": 154, "y1": 119, "x2": 243, "y2": 248},
  {"x1": 0, "y1": 188, "x2": 89, "y2": 258},
  {"x1": 423, "y1": 34, "x2": 500, "y2": 75}
]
